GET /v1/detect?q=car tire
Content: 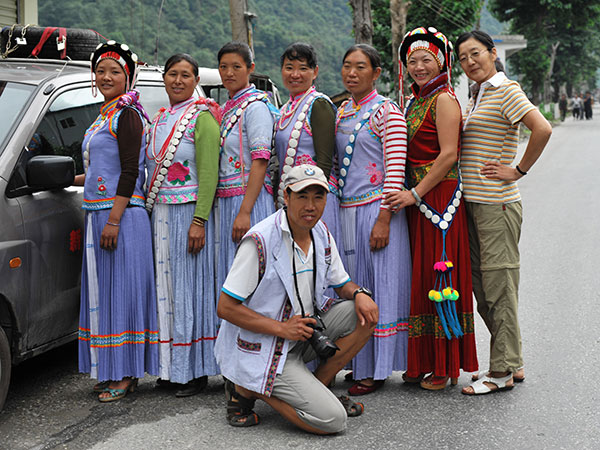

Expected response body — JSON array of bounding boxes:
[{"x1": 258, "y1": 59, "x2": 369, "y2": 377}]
[{"x1": 0, "y1": 326, "x2": 11, "y2": 411}]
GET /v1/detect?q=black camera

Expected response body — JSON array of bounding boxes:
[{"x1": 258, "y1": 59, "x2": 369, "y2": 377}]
[{"x1": 307, "y1": 314, "x2": 339, "y2": 359}]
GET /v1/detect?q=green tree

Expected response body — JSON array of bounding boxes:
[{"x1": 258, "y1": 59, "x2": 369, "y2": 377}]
[
  {"x1": 490, "y1": 0, "x2": 600, "y2": 102},
  {"x1": 372, "y1": 0, "x2": 483, "y2": 98}
]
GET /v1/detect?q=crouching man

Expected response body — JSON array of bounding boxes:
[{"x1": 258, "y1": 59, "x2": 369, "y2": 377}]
[{"x1": 214, "y1": 165, "x2": 378, "y2": 434}]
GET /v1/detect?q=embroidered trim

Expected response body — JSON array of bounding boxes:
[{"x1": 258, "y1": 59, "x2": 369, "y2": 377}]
[
  {"x1": 79, "y1": 328, "x2": 159, "y2": 347},
  {"x1": 339, "y1": 188, "x2": 383, "y2": 207},
  {"x1": 264, "y1": 301, "x2": 292, "y2": 396},
  {"x1": 249, "y1": 232, "x2": 266, "y2": 280},
  {"x1": 373, "y1": 318, "x2": 409, "y2": 338},
  {"x1": 156, "y1": 192, "x2": 198, "y2": 204},
  {"x1": 413, "y1": 176, "x2": 463, "y2": 231},
  {"x1": 409, "y1": 312, "x2": 475, "y2": 339},
  {"x1": 82, "y1": 195, "x2": 145, "y2": 210},
  {"x1": 406, "y1": 162, "x2": 459, "y2": 189},
  {"x1": 405, "y1": 94, "x2": 438, "y2": 143},
  {"x1": 236, "y1": 335, "x2": 262, "y2": 353}
]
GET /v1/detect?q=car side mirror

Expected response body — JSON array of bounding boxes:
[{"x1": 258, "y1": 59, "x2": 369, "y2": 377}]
[{"x1": 26, "y1": 155, "x2": 75, "y2": 190}]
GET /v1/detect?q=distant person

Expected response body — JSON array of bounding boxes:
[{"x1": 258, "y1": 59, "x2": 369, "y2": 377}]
[
  {"x1": 335, "y1": 44, "x2": 411, "y2": 395},
  {"x1": 559, "y1": 93, "x2": 568, "y2": 121},
  {"x1": 145, "y1": 53, "x2": 221, "y2": 397},
  {"x1": 456, "y1": 30, "x2": 552, "y2": 395},
  {"x1": 75, "y1": 41, "x2": 159, "y2": 402},
  {"x1": 583, "y1": 91, "x2": 593, "y2": 120},
  {"x1": 215, "y1": 42, "x2": 279, "y2": 294},
  {"x1": 215, "y1": 165, "x2": 378, "y2": 433},
  {"x1": 389, "y1": 26, "x2": 478, "y2": 391},
  {"x1": 573, "y1": 94, "x2": 583, "y2": 119}
]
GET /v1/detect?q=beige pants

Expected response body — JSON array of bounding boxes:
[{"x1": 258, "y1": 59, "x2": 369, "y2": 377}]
[
  {"x1": 270, "y1": 300, "x2": 357, "y2": 434},
  {"x1": 466, "y1": 201, "x2": 524, "y2": 373}
]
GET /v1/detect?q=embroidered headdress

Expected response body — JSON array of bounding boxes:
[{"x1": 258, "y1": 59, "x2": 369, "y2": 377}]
[
  {"x1": 90, "y1": 40, "x2": 140, "y2": 94},
  {"x1": 398, "y1": 27, "x2": 454, "y2": 108}
]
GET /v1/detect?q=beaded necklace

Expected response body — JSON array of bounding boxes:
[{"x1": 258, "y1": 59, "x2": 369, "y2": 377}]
[{"x1": 277, "y1": 86, "x2": 315, "y2": 130}]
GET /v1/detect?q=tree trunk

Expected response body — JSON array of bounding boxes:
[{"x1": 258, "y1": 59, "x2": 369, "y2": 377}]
[
  {"x1": 543, "y1": 41, "x2": 560, "y2": 104},
  {"x1": 229, "y1": 0, "x2": 249, "y2": 44},
  {"x1": 349, "y1": 0, "x2": 373, "y2": 44},
  {"x1": 390, "y1": 0, "x2": 410, "y2": 102}
]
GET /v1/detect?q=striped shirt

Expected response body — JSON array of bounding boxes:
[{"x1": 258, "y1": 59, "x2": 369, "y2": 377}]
[
  {"x1": 461, "y1": 74, "x2": 536, "y2": 204},
  {"x1": 371, "y1": 100, "x2": 408, "y2": 210}
]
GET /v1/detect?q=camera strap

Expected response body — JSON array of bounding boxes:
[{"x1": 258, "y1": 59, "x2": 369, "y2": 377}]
[{"x1": 287, "y1": 214, "x2": 317, "y2": 318}]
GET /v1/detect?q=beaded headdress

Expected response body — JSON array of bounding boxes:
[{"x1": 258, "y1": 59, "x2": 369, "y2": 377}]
[
  {"x1": 398, "y1": 27, "x2": 454, "y2": 108},
  {"x1": 90, "y1": 40, "x2": 140, "y2": 95}
]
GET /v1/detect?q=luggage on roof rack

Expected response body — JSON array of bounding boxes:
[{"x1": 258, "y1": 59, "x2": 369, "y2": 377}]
[{"x1": 1, "y1": 25, "x2": 103, "y2": 60}]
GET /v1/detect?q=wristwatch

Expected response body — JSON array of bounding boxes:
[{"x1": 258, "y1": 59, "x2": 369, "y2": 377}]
[{"x1": 353, "y1": 287, "x2": 373, "y2": 299}]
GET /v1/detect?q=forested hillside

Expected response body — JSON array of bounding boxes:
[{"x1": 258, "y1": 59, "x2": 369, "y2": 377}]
[{"x1": 38, "y1": 0, "x2": 355, "y2": 96}]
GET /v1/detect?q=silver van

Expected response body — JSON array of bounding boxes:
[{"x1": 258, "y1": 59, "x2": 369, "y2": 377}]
[{"x1": 0, "y1": 58, "x2": 172, "y2": 411}]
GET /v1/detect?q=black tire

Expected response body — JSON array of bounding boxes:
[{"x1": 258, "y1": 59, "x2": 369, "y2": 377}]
[{"x1": 0, "y1": 326, "x2": 11, "y2": 412}]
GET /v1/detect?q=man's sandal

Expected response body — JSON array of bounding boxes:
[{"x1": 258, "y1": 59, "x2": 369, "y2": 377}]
[
  {"x1": 338, "y1": 395, "x2": 364, "y2": 417},
  {"x1": 225, "y1": 379, "x2": 260, "y2": 427},
  {"x1": 98, "y1": 378, "x2": 138, "y2": 402},
  {"x1": 462, "y1": 373, "x2": 514, "y2": 395}
]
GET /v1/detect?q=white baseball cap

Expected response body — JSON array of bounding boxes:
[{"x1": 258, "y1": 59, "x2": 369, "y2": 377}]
[{"x1": 283, "y1": 164, "x2": 329, "y2": 192}]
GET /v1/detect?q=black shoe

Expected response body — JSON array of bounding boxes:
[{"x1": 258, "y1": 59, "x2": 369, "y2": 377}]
[
  {"x1": 155, "y1": 378, "x2": 178, "y2": 390},
  {"x1": 175, "y1": 376, "x2": 208, "y2": 398}
]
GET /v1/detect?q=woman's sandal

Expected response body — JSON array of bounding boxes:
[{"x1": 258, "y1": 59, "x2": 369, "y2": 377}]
[
  {"x1": 93, "y1": 381, "x2": 110, "y2": 393},
  {"x1": 98, "y1": 378, "x2": 138, "y2": 403},
  {"x1": 462, "y1": 373, "x2": 514, "y2": 395},
  {"x1": 338, "y1": 395, "x2": 364, "y2": 417},
  {"x1": 225, "y1": 379, "x2": 260, "y2": 427},
  {"x1": 419, "y1": 374, "x2": 458, "y2": 391},
  {"x1": 472, "y1": 367, "x2": 525, "y2": 383},
  {"x1": 402, "y1": 372, "x2": 427, "y2": 384},
  {"x1": 348, "y1": 379, "x2": 384, "y2": 396}
]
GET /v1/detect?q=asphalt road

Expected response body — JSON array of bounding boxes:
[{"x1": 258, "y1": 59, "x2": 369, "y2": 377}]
[{"x1": 1, "y1": 113, "x2": 599, "y2": 450}]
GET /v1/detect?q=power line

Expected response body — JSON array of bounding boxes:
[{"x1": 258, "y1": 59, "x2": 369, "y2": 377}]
[{"x1": 414, "y1": 0, "x2": 472, "y2": 31}]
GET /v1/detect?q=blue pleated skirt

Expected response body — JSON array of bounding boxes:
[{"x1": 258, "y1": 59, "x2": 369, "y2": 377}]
[
  {"x1": 214, "y1": 188, "x2": 275, "y2": 292},
  {"x1": 78, "y1": 207, "x2": 159, "y2": 381},
  {"x1": 152, "y1": 202, "x2": 220, "y2": 383},
  {"x1": 340, "y1": 200, "x2": 412, "y2": 380}
]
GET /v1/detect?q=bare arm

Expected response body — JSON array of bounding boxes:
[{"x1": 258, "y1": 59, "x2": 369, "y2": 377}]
[
  {"x1": 334, "y1": 281, "x2": 379, "y2": 327},
  {"x1": 232, "y1": 158, "x2": 268, "y2": 242},
  {"x1": 384, "y1": 92, "x2": 460, "y2": 210},
  {"x1": 481, "y1": 108, "x2": 552, "y2": 180}
]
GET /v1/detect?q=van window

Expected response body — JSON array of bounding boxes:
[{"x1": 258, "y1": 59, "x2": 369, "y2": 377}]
[{"x1": 0, "y1": 81, "x2": 35, "y2": 155}]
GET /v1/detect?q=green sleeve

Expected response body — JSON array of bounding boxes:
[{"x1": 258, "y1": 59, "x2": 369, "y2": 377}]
[
  {"x1": 193, "y1": 110, "x2": 220, "y2": 220},
  {"x1": 309, "y1": 98, "x2": 335, "y2": 179}
]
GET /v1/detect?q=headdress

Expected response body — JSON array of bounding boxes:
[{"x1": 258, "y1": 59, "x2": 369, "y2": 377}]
[
  {"x1": 398, "y1": 27, "x2": 454, "y2": 108},
  {"x1": 90, "y1": 40, "x2": 139, "y2": 95}
]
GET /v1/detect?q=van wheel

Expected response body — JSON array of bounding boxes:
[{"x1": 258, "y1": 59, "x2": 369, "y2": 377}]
[{"x1": 0, "y1": 327, "x2": 11, "y2": 411}]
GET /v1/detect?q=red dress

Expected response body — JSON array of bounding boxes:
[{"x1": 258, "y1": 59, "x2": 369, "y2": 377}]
[{"x1": 404, "y1": 73, "x2": 478, "y2": 378}]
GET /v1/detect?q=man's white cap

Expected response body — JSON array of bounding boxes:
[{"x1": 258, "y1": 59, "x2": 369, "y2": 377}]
[{"x1": 283, "y1": 164, "x2": 329, "y2": 192}]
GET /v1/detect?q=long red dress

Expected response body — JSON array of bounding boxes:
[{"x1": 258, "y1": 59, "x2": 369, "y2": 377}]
[{"x1": 404, "y1": 73, "x2": 478, "y2": 378}]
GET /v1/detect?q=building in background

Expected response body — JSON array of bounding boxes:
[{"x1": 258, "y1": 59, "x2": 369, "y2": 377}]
[{"x1": 0, "y1": 0, "x2": 37, "y2": 27}]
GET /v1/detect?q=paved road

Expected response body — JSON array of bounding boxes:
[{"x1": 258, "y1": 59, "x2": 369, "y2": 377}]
[{"x1": 1, "y1": 114, "x2": 599, "y2": 450}]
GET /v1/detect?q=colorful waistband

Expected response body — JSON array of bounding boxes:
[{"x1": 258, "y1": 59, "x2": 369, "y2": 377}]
[
  {"x1": 406, "y1": 162, "x2": 459, "y2": 189},
  {"x1": 340, "y1": 188, "x2": 383, "y2": 207}
]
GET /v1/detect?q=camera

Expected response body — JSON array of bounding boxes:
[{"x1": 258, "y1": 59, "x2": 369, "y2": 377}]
[{"x1": 307, "y1": 314, "x2": 339, "y2": 359}]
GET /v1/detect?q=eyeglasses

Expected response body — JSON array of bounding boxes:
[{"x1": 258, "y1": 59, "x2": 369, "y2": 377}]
[{"x1": 458, "y1": 49, "x2": 489, "y2": 64}]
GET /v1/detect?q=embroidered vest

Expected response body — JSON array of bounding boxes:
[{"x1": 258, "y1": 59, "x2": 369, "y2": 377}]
[
  {"x1": 335, "y1": 93, "x2": 389, "y2": 207},
  {"x1": 82, "y1": 97, "x2": 146, "y2": 210},
  {"x1": 214, "y1": 209, "x2": 334, "y2": 396}
]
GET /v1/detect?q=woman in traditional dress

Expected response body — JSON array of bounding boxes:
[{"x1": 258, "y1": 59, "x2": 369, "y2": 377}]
[
  {"x1": 456, "y1": 30, "x2": 551, "y2": 394},
  {"x1": 386, "y1": 27, "x2": 478, "y2": 390},
  {"x1": 335, "y1": 44, "x2": 411, "y2": 395},
  {"x1": 145, "y1": 54, "x2": 221, "y2": 397},
  {"x1": 272, "y1": 42, "x2": 341, "y2": 249},
  {"x1": 75, "y1": 41, "x2": 158, "y2": 402},
  {"x1": 215, "y1": 42, "x2": 278, "y2": 290}
]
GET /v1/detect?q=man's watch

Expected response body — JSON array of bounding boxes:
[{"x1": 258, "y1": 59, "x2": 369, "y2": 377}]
[{"x1": 353, "y1": 287, "x2": 373, "y2": 299}]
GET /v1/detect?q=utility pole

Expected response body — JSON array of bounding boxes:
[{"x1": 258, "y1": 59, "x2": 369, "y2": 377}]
[
  {"x1": 229, "y1": 0, "x2": 257, "y2": 55},
  {"x1": 349, "y1": 0, "x2": 373, "y2": 44}
]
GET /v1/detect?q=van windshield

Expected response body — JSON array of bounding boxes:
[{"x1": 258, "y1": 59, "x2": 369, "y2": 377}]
[{"x1": 0, "y1": 81, "x2": 35, "y2": 154}]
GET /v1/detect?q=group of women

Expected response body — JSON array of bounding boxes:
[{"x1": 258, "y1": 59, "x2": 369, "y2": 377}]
[{"x1": 76, "y1": 25, "x2": 551, "y2": 404}]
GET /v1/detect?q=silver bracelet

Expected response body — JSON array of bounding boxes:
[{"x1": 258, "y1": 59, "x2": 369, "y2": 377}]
[
  {"x1": 410, "y1": 188, "x2": 422, "y2": 204},
  {"x1": 106, "y1": 221, "x2": 120, "y2": 227}
]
